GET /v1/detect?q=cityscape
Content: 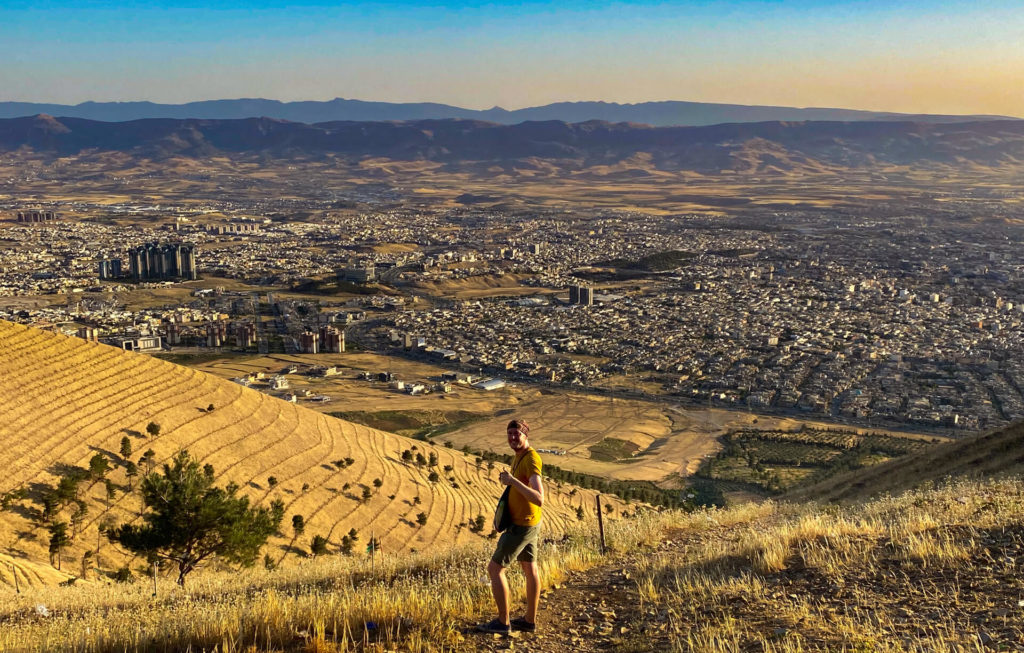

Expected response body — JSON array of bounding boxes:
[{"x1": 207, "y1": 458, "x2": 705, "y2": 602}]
[{"x1": 2, "y1": 199, "x2": 1023, "y2": 432}]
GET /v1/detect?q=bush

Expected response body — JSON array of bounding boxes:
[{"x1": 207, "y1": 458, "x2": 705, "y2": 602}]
[
  {"x1": 310, "y1": 535, "x2": 329, "y2": 557},
  {"x1": 113, "y1": 566, "x2": 134, "y2": 583},
  {"x1": 416, "y1": 512, "x2": 428, "y2": 525}
]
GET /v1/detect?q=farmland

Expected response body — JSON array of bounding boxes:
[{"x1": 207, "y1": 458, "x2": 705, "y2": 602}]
[{"x1": 697, "y1": 427, "x2": 942, "y2": 494}]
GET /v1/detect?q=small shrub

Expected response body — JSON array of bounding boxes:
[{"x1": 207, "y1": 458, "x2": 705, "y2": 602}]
[{"x1": 113, "y1": 566, "x2": 134, "y2": 583}]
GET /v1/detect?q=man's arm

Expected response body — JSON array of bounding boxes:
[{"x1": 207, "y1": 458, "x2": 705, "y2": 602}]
[{"x1": 506, "y1": 473, "x2": 544, "y2": 507}]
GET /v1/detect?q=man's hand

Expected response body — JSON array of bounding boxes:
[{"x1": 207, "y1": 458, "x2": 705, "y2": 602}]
[{"x1": 498, "y1": 470, "x2": 514, "y2": 486}]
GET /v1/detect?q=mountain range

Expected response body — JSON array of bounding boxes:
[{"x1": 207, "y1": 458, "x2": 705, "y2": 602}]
[
  {"x1": 0, "y1": 98, "x2": 1017, "y2": 127},
  {"x1": 5, "y1": 114, "x2": 1024, "y2": 174}
]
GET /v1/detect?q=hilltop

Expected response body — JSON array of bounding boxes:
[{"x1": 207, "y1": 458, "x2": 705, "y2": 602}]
[{"x1": 0, "y1": 320, "x2": 619, "y2": 589}]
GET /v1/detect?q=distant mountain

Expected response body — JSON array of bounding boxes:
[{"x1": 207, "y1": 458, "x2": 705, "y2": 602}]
[
  {"x1": 4, "y1": 115, "x2": 1024, "y2": 175},
  {"x1": 0, "y1": 98, "x2": 1015, "y2": 127}
]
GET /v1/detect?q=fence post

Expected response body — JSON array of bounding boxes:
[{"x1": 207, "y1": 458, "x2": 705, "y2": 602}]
[
  {"x1": 12, "y1": 564, "x2": 19, "y2": 594},
  {"x1": 596, "y1": 495, "x2": 606, "y2": 555},
  {"x1": 151, "y1": 562, "x2": 157, "y2": 597}
]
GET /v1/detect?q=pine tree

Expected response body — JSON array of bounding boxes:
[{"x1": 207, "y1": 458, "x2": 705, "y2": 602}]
[
  {"x1": 120, "y1": 436, "x2": 133, "y2": 460},
  {"x1": 109, "y1": 451, "x2": 284, "y2": 586}
]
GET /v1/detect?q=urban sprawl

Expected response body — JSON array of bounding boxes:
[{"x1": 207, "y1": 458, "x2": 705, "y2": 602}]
[{"x1": 2, "y1": 201, "x2": 1024, "y2": 433}]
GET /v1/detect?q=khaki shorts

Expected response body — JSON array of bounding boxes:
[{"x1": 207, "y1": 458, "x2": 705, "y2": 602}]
[{"x1": 491, "y1": 523, "x2": 540, "y2": 567}]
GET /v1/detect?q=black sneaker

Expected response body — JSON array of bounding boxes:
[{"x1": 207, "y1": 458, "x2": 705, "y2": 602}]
[
  {"x1": 510, "y1": 617, "x2": 536, "y2": 632},
  {"x1": 477, "y1": 618, "x2": 511, "y2": 635}
]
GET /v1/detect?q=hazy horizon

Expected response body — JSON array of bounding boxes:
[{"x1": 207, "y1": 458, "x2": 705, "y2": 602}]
[
  {"x1": 1, "y1": 95, "x2": 1020, "y2": 119},
  {"x1": 2, "y1": 0, "x2": 1022, "y2": 116}
]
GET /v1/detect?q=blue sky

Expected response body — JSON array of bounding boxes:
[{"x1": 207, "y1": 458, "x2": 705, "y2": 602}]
[{"x1": 2, "y1": 1, "x2": 1022, "y2": 115}]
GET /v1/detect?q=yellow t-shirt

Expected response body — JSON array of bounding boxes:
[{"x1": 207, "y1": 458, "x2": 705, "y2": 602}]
[{"x1": 509, "y1": 448, "x2": 542, "y2": 527}]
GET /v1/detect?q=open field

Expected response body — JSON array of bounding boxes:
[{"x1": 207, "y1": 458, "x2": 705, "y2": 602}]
[
  {"x1": 190, "y1": 352, "x2": 942, "y2": 491},
  {"x1": 0, "y1": 321, "x2": 623, "y2": 590}
]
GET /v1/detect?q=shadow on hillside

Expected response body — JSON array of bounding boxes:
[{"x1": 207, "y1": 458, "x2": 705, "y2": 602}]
[
  {"x1": 278, "y1": 544, "x2": 308, "y2": 558},
  {"x1": 48, "y1": 462, "x2": 88, "y2": 479},
  {"x1": 122, "y1": 428, "x2": 143, "y2": 439}
]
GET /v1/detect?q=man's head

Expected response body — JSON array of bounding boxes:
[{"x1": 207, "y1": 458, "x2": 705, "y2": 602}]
[{"x1": 506, "y1": 419, "x2": 531, "y2": 452}]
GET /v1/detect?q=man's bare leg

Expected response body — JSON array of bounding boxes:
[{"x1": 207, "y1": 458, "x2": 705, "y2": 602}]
[
  {"x1": 520, "y1": 560, "x2": 540, "y2": 623},
  {"x1": 487, "y1": 560, "x2": 510, "y2": 624}
]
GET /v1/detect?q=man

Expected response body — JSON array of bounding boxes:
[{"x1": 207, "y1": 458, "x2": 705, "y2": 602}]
[{"x1": 478, "y1": 419, "x2": 544, "y2": 635}]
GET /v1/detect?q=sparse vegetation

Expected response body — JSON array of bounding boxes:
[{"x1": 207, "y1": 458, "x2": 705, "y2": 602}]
[{"x1": 697, "y1": 427, "x2": 933, "y2": 495}]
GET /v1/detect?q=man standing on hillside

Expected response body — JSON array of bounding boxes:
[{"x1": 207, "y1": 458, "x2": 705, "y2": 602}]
[{"x1": 478, "y1": 419, "x2": 544, "y2": 635}]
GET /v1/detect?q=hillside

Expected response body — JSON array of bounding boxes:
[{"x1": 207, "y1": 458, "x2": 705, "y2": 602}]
[
  {"x1": 0, "y1": 320, "x2": 613, "y2": 588},
  {"x1": 5, "y1": 115, "x2": 1024, "y2": 175},
  {"x1": 784, "y1": 419, "x2": 1024, "y2": 503},
  {"x1": 2, "y1": 475, "x2": 1021, "y2": 651}
]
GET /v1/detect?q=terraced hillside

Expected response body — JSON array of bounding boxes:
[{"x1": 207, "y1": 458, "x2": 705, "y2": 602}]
[
  {"x1": 785, "y1": 418, "x2": 1024, "y2": 503},
  {"x1": 0, "y1": 321, "x2": 613, "y2": 588}
]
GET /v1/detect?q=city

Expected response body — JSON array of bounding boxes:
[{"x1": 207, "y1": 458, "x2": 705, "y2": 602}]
[{"x1": 2, "y1": 201, "x2": 1022, "y2": 432}]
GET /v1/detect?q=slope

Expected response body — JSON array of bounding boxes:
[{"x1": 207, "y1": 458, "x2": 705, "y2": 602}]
[
  {"x1": 783, "y1": 418, "x2": 1024, "y2": 503},
  {"x1": 0, "y1": 320, "x2": 613, "y2": 588}
]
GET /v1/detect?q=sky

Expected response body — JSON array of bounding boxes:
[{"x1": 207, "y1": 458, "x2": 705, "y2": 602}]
[{"x1": 1, "y1": 0, "x2": 1023, "y2": 116}]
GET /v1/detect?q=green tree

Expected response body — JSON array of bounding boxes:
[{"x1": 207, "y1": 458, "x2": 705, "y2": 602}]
[
  {"x1": 109, "y1": 451, "x2": 284, "y2": 586},
  {"x1": 48, "y1": 521, "x2": 69, "y2": 569},
  {"x1": 310, "y1": 534, "x2": 329, "y2": 557},
  {"x1": 125, "y1": 461, "x2": 138, "y2": 490},
  {"x1": 141, "y1": 449, "x2": 157, "y2": 473},
  {"x1": 361, "y1": 486, "x2": 372, "y2": 501},
  {"x1": 428, "y1": 452, "x2": 438, "y2": 467},
  {"x1": 575, "y1": 506, "x2": 585, "y2": 521},
  {"x1": 120, "y1": 436, "x2": 133, "y2": 460},
  {"x1": 340, "y1": 534, "x2": 354, "y2": 555},
  {"x1": 267, "y1": 476, "x2": 278, "y2": 487},
  {"x1": 416, "y1": 512, "x2": 428, "y2": 525},
  {"x1": 146, "y1": 422, "x2": 161, "y2": 438},
  {"x1": 372, "y1": 478, "x2": 382, "y2": 489},
  {"x1": 88, "y1": 453, "x2": 110, "y2": 482},
  {"x1": 292, "y1": 514, "x2": 305, "y2": 536}
]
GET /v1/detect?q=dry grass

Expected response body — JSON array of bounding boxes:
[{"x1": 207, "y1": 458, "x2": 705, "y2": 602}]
[
  {"x1": 633, "y1": 477, "x2": 1024, "y2": 651},
  {"x1": 0, "y1": 515, "x2": 658, "y2": 652}
]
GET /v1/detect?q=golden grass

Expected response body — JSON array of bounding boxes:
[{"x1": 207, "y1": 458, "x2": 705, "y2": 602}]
[
  {"x1": 0, "y1": 515, "x2": 654, "y2": 652},
  {"x1": 635, "y1": 477, "x2": 1024, "y2": 651},
  {"x1": 2, "y1": 471, "x2": 1022, "y2": 651}
]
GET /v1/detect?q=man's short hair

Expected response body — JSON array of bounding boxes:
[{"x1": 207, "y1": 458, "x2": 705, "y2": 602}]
[{"x1": 506, "y1": 419, "x2": 530, "y2": 435}]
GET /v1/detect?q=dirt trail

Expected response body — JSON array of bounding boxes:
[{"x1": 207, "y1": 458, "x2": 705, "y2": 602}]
[{"x1": 465, "y1": 524, "x2": 745, "y2": 652}]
